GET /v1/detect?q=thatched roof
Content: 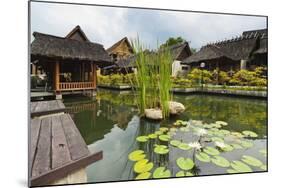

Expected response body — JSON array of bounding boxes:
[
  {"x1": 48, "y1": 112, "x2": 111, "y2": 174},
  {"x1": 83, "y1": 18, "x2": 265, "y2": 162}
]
[
  {"x1": 169, "y1": 42, "x2": 192, "y2": 61},
  {"x1": 106, "y1": 37, "x2": 134, "y2": 54},
  {"x1": 31, "y1": 32, "x2": 112, "y2": 66},
  {"x1": 65, "y1": 25, "x2": 90, "y2": 42},
  {"x1": 183, "y1": 28, "x2": 267, "y2": 64}
]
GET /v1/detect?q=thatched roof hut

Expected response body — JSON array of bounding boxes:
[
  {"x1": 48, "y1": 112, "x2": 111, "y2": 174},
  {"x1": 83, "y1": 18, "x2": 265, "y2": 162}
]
[
  {"x1": 31, "y1": 32, "x2": 112, "y2": 66},
  {"x1": 182, "y1": 29, "x2": 267, "y2": 65},
  {"x1": 168, "y1": 41, "x2": 192, "y2": 61}
]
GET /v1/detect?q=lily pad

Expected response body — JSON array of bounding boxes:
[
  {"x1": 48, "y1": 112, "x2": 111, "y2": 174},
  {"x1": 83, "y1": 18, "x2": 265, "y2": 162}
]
[
  {"x1": 211, "y1": 137, "x2": 224, "y2": 143},
  {"x1": 196, "y1": 152, "x2": 211, "y2": 162},
  {"x1": 128, "y1": 150, "x2": 146, "y2": 161},
  {"x1": 154, "y1": 145, "x2": 169, "y2": 154},
  {"x1": 211, "y1": 156, "x2": 230, "y2": 167},
  {"x1": 136, "y1": 136, "x2": 149, "y2": 142},
  {"x1": 152, "y1": 167, "x2": 171, "y2": 178},
  {"x1": 180, "y1": 127, "x2": 189, "y2": 132},
  {"x1": 260, "y1": 165, "x2": 267, "y2": 170},
  {"x1": 259, "y1": 149, "x2": 267, "y2": 156},
  {"x1": 135, "y1": 172, "x2": 151, "y2": 180},
  {"x1": 176, "y1": 157, "x2": 194, "y2": 170},
  {"x1": 231, "y1": 132, "x2": 244, "y2": 138},
  {"x1": 176, "y1": 171, "x2": 194, "y2": 177},
  {"x1": 215, "y1": 121, "x2": 228, "y2": 126},
  {"x1": 221, "y1": 144, "x2": 234, "y2": 152},
  {"x1": 219, "y1": 129, "x2": 231, "y2": 135},
  {"x1": 178, "y1": 143, "x2": 191, "y2": 150},
  {"x1": 159, "y1": 127, "x2": 169, "y2": 132},
  {"x1": 148, "y1": 133, "x2": 157, "y2": 139},
  {"x1": 159, "y1": 134, "x2": 171, "y2": 142},
  {"x1": 155, "y1": 130, "x2": 163, "y2": 135},
  {"x1": 241, "y1": 155, "x2": 263, "y2": 167},
  {"x1": 242, "y1": 130, "x2": 258, "y2": 138},
  {"x1": 134, "y1": 159, "x2": 154, "y2": 173},
  {"x1": 231, "y1": 143, "x2": 243, "y2": 149},
  {"x1": 230, "y1": 160, "x2": 252, "y2": 173},
  {"x1": 227, "y1": 168, "x2": 238, "y2": 174},
  {"x1": 170, "y1": 140, "x2": 181, "y2": 147},
  {"x1": 203, "y1": 146, "x2": 220, "y2": 156},
  {"x1": 170, "y1": 128, "x2": 178, "y2": 132},
  {"x1": 241, "y1": 140, "x2": 254, "y2": 148}
]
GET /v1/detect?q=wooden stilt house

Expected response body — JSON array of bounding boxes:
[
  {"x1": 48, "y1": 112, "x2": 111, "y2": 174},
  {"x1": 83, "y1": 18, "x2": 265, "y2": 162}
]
[{"x1": 31, "y1": 25, "x2": 112, "y2": 99}]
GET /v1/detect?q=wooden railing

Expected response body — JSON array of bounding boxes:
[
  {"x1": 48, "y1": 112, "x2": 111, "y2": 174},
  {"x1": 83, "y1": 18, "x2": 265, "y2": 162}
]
[{"x1": 59, "y1": 82, "x2": 95, "y2": 91}]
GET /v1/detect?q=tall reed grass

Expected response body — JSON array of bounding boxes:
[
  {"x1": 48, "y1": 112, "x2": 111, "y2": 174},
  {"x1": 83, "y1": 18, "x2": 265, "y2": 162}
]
[{"x1": 130, "y1": 38, "x2": 173, "y2": 119}]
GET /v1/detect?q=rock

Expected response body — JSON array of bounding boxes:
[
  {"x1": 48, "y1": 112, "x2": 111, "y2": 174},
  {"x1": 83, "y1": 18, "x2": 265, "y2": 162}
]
[
  {"x1": 168, "y1": 101, "x2": 185, "y2": 115},
  {"x1": 144, "y1": 108, "x2": 163, "y2": 120}
]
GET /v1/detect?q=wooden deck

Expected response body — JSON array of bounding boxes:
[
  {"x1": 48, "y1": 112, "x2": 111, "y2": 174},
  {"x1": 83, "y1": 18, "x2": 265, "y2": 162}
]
[
  {"x1": 31, "y1": 100, "x2": 66, "y2": 117},
  {"x1": 30, "y1": 113, "x2": 102, "y2": 187}
]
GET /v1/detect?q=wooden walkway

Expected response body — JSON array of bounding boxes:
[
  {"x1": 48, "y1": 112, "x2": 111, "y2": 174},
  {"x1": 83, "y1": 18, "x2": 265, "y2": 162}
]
[
  {"x1": 30, "y1": 102, "x2": 102, "y2": 187},
  {"x1": 31, "y1": 100, "x2": 66, "y2": 117}
]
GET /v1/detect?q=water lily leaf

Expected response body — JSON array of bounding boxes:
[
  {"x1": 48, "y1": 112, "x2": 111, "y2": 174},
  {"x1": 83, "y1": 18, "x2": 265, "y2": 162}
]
[
  {"x1": 210, "y1": 128, "x2": 219, "y2": 132},
  {"x1": 227, "y1": 168, "x2": 238, "y2": 174},
  {"x1": 231, "y1": 132, "x2": 244, "y2": 138},
  {"x1": 155, "y1": 130, "x2": 163, "y2": 135},
  {"x1": 153, "y1": 167, "x2": 171, "y2": 178},
  {"x1": 259, "y1": 149, "x2": 267, "y2": 156},
  {"x1": 215, "y1": 121, "x2": 228, "y2": 126},
  {"x1": 176, "y1": 171, "x2": 194, "y2": 177},
  {"x1": 260, "y1": 165, "x2": 267, "y2": 170},
  {"x1": 230, "y1": 161, "x2": 252, "y2": 173},
  {"x1": 241, "y1": 140, "x2": 254, "y2": 148},
  {"x1": 128, "y1": 150, "x2": 146, "y2": 161},
  {"x1": 185, "y1": 172, "x2": 194, "y2": 176},
  {"x1": 170, "y1": 128, "x2": 178, "y2": 132},
  {"x1": 196, "y1": 152, "x2": 211, "y2": 162},
  {"x1": 203, "y1": 124, "x2": 214, "y2": 129},
  {"x1": 213, "y1": 124, "x2": 222, "y2": 128},
  {"x1": 176, "y1": 157, "x2": 194, "y2": 170},
  {"x1": 159, "y1": 127, "x2": 169, "y2": 132},
  {"x1": 219, "y1": 129, "x2": 231, "y2": 135},
  {"x1": 231, "y1": 143, "x2": 243, "y2": 149},
  {"x1": 170, "y1": 140, "x2": 181, "y2": 147},
  {"x1": 136, "y1": 136, "x2": 149, "y2": 142},
  {"x1": 221, "y1": 144, "x2": 234, "y2": 152},
  {"x1": 211, "y1": 137, "x2": 224, "y2": 143},
  {"x1": 159, "y1": 134, "x2": 171, "y2": 142},
  {"x1": 135, "y1": 172, "x2": 151, "y2": 180},
  {"x1": 174, "y1": 120, "x2": 188, "y2": 126},
  {"x1": 241, "y1": 155, "x2": 263, "y2": 167},
  {"x1": 242, "y1": 130, "x2": 258, "y2": 138},
  {"x1": 148, "y1": 133, "x2": 157, "y2": 139},
  {"x1": 211, "y1": 156, "x2": 230, "y2": 167},
  {"x1": 203, "y1": 146, "x2": 220, "y2": 155},
  {"x1": 178, "y1": 143, "x2": 191, "y2": 150},
  {"x1": 180, "y1": 127, "x2": 189, "y2": 132},
  {"x1": 154, "y1": 145, "x2": 169, "y2": 154},
  {"x1": 167, "y1": 131, "x2": 176, "y2": 136},
  {"x1": 134, "y1": 159, "x2": 154, "y2": 173}
]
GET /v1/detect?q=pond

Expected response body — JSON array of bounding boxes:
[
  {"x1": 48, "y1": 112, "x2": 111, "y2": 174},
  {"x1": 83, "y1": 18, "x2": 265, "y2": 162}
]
[{"x1": 63, "y1": 89, "x2": 267, "y2": 182}]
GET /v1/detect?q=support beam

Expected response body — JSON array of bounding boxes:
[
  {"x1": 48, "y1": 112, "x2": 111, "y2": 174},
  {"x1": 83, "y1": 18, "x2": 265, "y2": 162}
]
[
  {"x1": 91, "y1": 63, "x2": 97, "y2": 89},
  {"x1": 240, "y1": 59, "x2": 247, "y2": 70},
  {"x1": 54, "y1": 61, "x2": 60, "y2": 91}
]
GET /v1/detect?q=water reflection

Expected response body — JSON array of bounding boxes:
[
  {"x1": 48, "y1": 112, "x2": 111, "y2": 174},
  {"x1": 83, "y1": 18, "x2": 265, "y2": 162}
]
[{"x1": 63, "y1": 90, "x2": 267, "y2": 182}]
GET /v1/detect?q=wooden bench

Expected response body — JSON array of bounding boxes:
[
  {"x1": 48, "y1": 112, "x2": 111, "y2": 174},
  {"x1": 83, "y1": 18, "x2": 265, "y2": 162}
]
[{"x1": 29, "y1": 114, "x2": 102, "y2": 187}]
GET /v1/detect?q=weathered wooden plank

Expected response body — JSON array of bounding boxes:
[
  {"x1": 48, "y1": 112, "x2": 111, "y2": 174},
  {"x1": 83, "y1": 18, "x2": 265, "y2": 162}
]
[
  {"x1": 30, "y1": 118, "x2": 41, "y2": 170},
  {"x1": 30, "y1": 102, "x2": 38, "y2": 113},
  {"x1": 48, "y1": 100, "x2": 59, "y2": 111},
  {"x1": 56, "y1": 100, "x2": 65, "y2": 109},
  {"x1": 51, "y1": 115, "x2": 72, "y2": 169},
  {"x1": 32, "y1": 117, "x2": 52, "y2": 178},
  {"x1": 61, "y1": 114, "x2": 90, "y2": 160},
  {"x1": 31, "y1": 151, "x2": 103, "y2": 187}
]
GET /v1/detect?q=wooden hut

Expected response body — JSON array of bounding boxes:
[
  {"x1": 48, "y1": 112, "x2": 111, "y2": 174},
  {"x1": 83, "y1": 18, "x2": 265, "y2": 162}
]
[
  {"x1": 182, "y1": 29, "x2": 267, "y2": 72},
  {"x1": 31, "y1": 25, "x2": 112, "y2": 99}
]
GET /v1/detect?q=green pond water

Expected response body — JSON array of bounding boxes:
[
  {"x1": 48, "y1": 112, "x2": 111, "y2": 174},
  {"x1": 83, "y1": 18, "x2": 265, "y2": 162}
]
[{"x1": 63, "y1": 89, "x2": 267, "y2": 182}]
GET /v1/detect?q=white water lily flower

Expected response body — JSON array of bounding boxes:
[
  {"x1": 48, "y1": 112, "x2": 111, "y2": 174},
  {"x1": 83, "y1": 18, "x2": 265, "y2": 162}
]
[
  {"x1": 196, "y1": 128, "x2": 208, "y2": 136},
  {"x1": 189, "y1": 142, "x2": 202, "y2": 150},
  {"x1": 215, "y1": 141, "x2": 226, "y2": 148}
]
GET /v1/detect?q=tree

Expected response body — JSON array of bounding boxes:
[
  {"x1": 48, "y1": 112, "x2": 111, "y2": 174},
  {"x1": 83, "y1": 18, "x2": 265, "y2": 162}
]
[{"x1": 160, "y1": 37, "x2": 185, "y2": 48}]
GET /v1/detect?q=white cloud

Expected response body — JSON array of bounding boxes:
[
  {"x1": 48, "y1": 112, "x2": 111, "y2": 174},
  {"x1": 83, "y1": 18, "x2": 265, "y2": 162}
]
[{"x1": 31, "y1": 2, "x2": 266, "y2": 49}]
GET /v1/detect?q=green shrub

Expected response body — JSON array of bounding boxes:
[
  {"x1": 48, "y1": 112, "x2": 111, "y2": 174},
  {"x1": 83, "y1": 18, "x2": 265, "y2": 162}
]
[{"x1": 187, "y1": 68, "x2": 212, "y2": 86}]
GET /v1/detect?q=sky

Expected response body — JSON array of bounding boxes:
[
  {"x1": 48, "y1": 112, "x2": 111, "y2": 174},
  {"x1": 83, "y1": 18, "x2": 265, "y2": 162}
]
[{"x1": 30, "y1": 1, "x2": 267, "y2": 50}]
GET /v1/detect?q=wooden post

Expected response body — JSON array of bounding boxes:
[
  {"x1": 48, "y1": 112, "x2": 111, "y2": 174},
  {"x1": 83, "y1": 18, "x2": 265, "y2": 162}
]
[
  {"x1": 54, "y1": 61, "x2": 60, "y2": 91},
  {"x1": 93, "y1": 64, "x2": 97, "y2": 89}
]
